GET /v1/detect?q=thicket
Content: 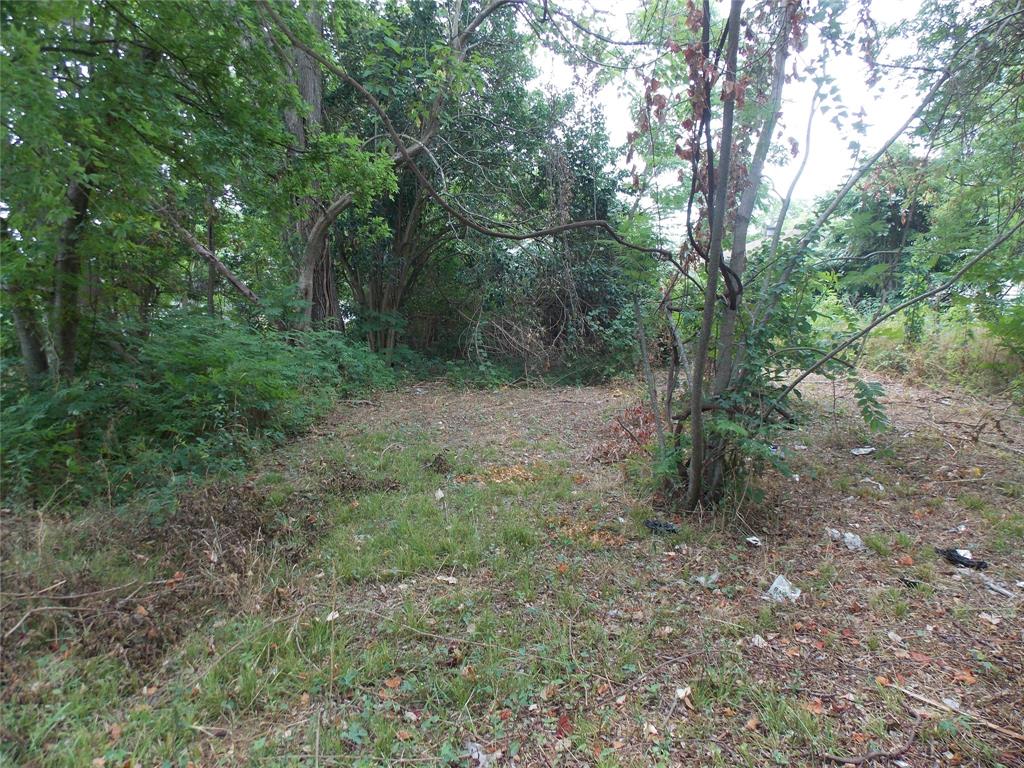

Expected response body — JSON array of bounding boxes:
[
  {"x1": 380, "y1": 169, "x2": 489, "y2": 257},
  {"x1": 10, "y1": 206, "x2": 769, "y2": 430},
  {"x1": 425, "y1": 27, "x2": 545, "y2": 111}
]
[{"x1": 1, "y1": 314, "x2": 394, "y2": 505}]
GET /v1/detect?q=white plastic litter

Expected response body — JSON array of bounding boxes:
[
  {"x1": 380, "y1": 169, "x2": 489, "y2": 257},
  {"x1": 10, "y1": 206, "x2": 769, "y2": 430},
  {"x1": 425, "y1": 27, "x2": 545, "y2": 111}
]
[
  {"x1": 764, "y1": 575, "x2": 801, "y2": 603},
  {"x1": 827, "y1": 528, "x2": 865, "y2": 551},
  {"x1": 745, "y1": 535, "x2": 763, "y2": 548},
  {"x1": 850, "y1": 446, "x2": 876, "y2": 456},
  {"x1": 694, "y1": 570, "x2": 721, "y2": 589}
]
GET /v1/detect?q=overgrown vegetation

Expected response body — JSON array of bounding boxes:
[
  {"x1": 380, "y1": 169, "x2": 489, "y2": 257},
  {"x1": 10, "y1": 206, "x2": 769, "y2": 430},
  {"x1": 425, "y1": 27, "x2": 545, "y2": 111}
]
[
  {"x1": 1, "y1": 0, "x2": 1023, "y2": 764},
  {"x1": 1, "y1": 314, "x2": 395, "y2": 504}
]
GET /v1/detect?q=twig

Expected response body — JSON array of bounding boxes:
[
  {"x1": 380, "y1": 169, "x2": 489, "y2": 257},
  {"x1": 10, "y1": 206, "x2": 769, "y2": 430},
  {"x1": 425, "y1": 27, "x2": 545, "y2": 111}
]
[
  {"x1": 891, "y1": 684, "x2": 1024, "y2": 743},
  {"x1": 614, "y1": 415, "x2": 652, "y2": 456},
  {"x1": 821, "y1": 712, "x2": 922, "y2": 764}
]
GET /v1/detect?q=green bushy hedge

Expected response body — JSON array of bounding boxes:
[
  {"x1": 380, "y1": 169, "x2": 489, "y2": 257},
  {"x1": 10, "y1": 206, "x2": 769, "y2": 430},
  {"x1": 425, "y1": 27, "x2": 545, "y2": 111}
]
[{"x1": 1, "y1": 315, "x2": 395, "y2": 505}]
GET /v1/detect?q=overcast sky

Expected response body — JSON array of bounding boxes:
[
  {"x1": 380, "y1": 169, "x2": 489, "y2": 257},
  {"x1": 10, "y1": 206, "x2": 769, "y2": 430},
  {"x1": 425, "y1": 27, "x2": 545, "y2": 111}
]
[{"x1": 532, "y1": 0, "x2": 925, "y2": 204}]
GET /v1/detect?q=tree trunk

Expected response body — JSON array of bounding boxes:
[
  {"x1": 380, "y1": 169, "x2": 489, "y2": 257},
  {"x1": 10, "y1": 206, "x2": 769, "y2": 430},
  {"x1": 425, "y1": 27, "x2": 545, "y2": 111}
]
[
  {"x1": 51, "y1": 179, "x2": 90, "y2": 380},
  {"x1": 206, "y1": 191, "x2": 217, "y2": 316},
  {"x1": 285, "y1": 7, "x2": 330, "y2": 330},
  {"x1": 712, "y1": 0, "x2": 795, "y2": 396},
  {"x1": 310, "y1": 245, "x2": 343, "y2": 329},
  {"x1": 683, "y1": 0, "x2": 743, "y2": 511}
]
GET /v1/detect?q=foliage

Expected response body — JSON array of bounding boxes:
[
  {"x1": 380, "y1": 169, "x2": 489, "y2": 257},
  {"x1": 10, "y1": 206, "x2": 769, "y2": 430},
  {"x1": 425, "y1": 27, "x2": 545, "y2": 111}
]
[{"x1": 0, "y1": 314, "x2": 394, "y2": 505}]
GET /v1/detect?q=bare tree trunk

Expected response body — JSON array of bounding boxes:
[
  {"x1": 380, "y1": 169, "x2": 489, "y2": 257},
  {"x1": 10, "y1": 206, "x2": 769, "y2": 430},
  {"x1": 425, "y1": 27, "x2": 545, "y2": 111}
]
[
  {"x1": 206, "y1": 191, "x2": 217, "y2": 316},
  {"x1": 1, "y1": 219, "x2": 48, "y2": 377},
  {"x1": 635, "y1": 294, "x2": 666, "y2": 455},
  {"x1": 684, "y1": 0, "x2": 743, "y2": 511},
  {"x1": 285, "y1": 6, "x2": 331, "y2": 330},
  {"x1": 6, "y1": 290, "x2": 49, "y2": 378},
  {"x1": 712, "y1": 0, "x2": 795, "y2": 395},
  {"x1": 52, "y1": 179, "x2": 90, "y2": 380}
]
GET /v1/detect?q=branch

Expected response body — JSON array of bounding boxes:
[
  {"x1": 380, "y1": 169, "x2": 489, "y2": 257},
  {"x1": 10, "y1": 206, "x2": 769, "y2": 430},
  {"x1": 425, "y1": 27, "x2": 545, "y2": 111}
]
[
  {"x1": 259, "y1": 0, "x2": 674, "y2": 261},
  {"x1": 777, "y1": 213, "x2": 1024, "y2": 403},
  {"x1": 821, "y1": 713, "x2": 922, "y2": 765},
  {"x1": 163, "y1": 214, "x2": 261, "y2": 305}
]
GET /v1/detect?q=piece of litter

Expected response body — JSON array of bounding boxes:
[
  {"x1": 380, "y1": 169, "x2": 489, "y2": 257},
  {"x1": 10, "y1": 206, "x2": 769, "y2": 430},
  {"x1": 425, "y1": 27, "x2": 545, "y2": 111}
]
[
  {"x1": 465, "y1": 741, "x2": 501, "y2": 768},
  {"x1": 941, "y1": 697, "x2": 960, "y2": 711},
  {"x1": 851, "y1": 446, "x2": 876, "y2": 456},
  {"x1": 749, "y1": 634, "x2": 768, "y2": 648},
  {"x1": 794, "y1": 444, "x2": 808, "y2": 451},
  {"x1": 827, "y1": 528, "x2": 865, "y2": 551},
  {"x1": 324, "y1": 610, "x2": 340, "y2": 622},
  {"x1": 644, "y1": 519, "x2": 679, "y2": 535},
  {"x1": 745, "y1": 535, "x2": 762, "y2": 548},
  {"x1": 764, "y1": 575, "x2": 801, "y2": 603},
  {"x1": 436, "y1": 575, "x2": 458, "y2": 585},
  {"x1": 434, "y1": 489, "x2": 445, "y2": 501},
  {"x1": 935, "y1": 547, "x2": 988, "y2": 570},
  {"x1": 694, "y1": 570, "x2": 720, "y2": 589},
  {"x1": 860, "y1": 477, "x2": 885, "y2": 492}
]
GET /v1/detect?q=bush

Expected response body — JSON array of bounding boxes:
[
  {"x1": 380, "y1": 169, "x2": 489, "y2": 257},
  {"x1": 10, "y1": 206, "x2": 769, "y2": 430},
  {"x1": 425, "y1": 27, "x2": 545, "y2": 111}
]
[{"x1": 0, "y1": 314, "x2": 394, "y2": 505}]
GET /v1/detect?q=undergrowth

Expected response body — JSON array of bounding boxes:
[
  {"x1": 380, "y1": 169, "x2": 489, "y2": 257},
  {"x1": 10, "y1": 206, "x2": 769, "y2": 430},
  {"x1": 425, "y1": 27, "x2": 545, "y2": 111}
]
[{"x1": 0, "y1": 314, "x2": 396, "y2": 506}]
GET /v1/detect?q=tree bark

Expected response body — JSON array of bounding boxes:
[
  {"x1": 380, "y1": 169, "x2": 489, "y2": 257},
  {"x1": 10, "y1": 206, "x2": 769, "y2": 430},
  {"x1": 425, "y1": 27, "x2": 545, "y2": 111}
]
[
  {"x1": 51, "y1": 179, "x2": 90, "y2": 380},
  {"x1": 684, "y1": 0, "x2": 743, "y2": 511},
  {"x1": 712, "y1": 0, "x2": 795, "y2": 395}
]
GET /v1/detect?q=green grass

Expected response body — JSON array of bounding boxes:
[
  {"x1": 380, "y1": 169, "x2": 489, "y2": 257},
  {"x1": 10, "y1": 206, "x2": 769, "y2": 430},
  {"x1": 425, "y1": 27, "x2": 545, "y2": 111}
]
[{"x1": 0, "y1": 428, "x2": 603, "y2": 767}]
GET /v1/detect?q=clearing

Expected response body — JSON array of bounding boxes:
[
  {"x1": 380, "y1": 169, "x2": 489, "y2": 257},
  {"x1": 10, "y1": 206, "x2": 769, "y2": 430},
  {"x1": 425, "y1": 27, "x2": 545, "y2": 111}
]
[{"x1": 3, "y1": 374, "x2": 1023, "y2": 767}]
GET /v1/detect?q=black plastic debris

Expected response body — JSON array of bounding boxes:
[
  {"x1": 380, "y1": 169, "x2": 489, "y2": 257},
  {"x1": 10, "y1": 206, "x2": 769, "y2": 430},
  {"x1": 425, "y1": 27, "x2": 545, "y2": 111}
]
[
  {"x1": 644, "y1": 519, "x2": 679, "y2": 535},
  {"x1": 935, "y1": 547, "x2": 989, "y2": 570}
]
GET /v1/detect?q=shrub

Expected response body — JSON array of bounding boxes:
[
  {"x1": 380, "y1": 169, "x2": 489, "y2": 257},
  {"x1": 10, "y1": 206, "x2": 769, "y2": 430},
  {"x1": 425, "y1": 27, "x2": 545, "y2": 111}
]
[{"x1": 0, "y1": 314, "x2": 394, "y2": 505}]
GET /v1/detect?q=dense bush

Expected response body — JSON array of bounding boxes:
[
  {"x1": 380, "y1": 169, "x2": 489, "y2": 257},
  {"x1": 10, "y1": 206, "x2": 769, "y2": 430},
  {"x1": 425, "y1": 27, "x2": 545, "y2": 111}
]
[{"x1": 0, "y1": 314, "x2": 394, "y2": 505}]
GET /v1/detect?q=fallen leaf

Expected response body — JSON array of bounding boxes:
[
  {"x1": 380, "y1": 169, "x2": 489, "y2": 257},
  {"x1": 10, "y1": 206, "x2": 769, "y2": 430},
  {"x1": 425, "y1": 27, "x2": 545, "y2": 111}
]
[
  {"x1": 435, "y1": 575, "x2": 458, "y2": 585},
  {"x1": 384, "y1": 676, "x2": 402, "y2": 689},
  {"x1": 300, "y1": 692, "x2": 310, "y2": 705},
  {"x1": 803, "y1": 698, "x2": 825, "y2": 715},
  {"x1": 396, "y1": 729, "x2": 414, "y2": 741},
  {"x1": 909, "y1": 651, "x2": 932, "y2": 664},
  {"x1": 875, "y1": 675, "x2": 891, "y2": 687},
  {"x1": 953, "y1": 669, "x2": 977, "y2": 685},
  {"x1": 557, "y1": 713, "x2": 574, "y2": 737},
  {"x1": 555, "y1": 563, "x2": 569, "y2": 575},
  {"x1": 744, "y1": 714, "x2": 760, "y2": 731},
  {"x1": 897, "y1": 555, "x2": 914, "y2": 566},
  {"x1": 979, "y1": 612, "x2": 1001, "y2": 626}
]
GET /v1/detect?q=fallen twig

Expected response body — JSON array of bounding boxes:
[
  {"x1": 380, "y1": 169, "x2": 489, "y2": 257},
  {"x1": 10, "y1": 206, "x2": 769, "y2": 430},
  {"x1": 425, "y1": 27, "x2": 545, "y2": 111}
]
[
  {"x1": 891, "y1": 684, "x2": 1024, "y2": 743},
  {"x1": 821, "y1": 712, "x2": 922, "y2": 765}
]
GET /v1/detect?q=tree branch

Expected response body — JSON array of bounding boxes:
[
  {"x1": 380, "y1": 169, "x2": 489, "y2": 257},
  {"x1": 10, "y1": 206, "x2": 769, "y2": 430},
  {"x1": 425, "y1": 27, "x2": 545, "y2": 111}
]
[
  {"x1": 164, "y1": 215, "x2": 261, "y2": 305},
  {"x1": 777, "y1": 213, "x2": 1024, "y2": 404}
]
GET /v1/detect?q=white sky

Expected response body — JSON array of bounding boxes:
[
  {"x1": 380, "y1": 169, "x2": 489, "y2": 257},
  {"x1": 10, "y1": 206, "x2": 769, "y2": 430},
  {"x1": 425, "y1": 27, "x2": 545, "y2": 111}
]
[{"x1": 532, "y1": 0, "x2": 925, "y2": 204}]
